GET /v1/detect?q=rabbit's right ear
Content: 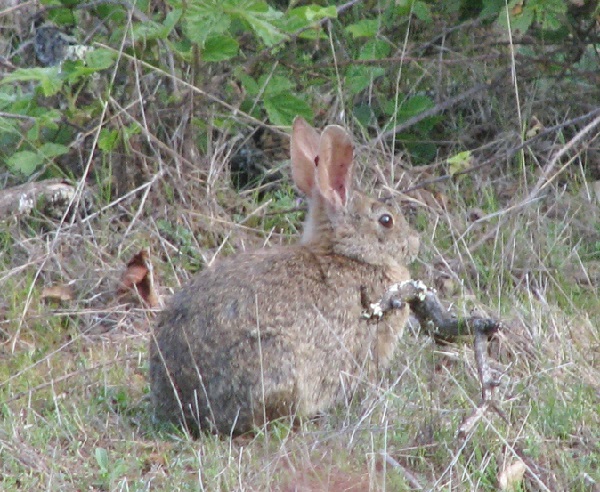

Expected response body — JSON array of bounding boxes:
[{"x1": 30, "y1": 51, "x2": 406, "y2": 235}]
[
  {"x1": 316, "y1": 125, "x2": 354, "y2": 210},
  {"x1": 291, "y1": 117, "x2": 321, "y2": 196}
]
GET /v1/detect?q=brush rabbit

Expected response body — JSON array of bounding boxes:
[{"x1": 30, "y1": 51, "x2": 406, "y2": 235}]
[{"x1": 150, "y1": 117, "x2": 420, "y2": 435}]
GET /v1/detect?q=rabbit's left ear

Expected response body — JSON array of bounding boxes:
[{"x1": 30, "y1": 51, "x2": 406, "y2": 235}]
[
  {"x1": 291, "y1": 117, "x2": 321, "y2": 196},
  {"x1": 317, "y1": 125, "x2": 354, "y2": 209}
]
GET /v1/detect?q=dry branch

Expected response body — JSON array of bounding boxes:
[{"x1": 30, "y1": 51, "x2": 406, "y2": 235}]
[
  {"x1": 367, "y1": 280, "x2": 502, "y2": 403},
  {"x1": 0, "y1": 178, "x2": 78, "y2": 220}
]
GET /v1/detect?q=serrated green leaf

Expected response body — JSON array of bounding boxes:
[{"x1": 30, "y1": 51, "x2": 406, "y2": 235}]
[
  {"x1": 98, "y1": 128, "x2": 119, "y2": 152},
  {"x1": 6, "y1": 150, "x2": 44, "y2": 176},
  {"x1": 346, "y1": 19, "x2": 379, "y2": 38},
  {"x1": 395, "y1": 0, "x2": 432, "y2": 21},
  {"x1": 84, "y1": 48, "x2": 117, "y2": 71},
  {"x1": 241, "y1": 11, "x2": 287, "y2": 46},
  {"x1": 133, "y1": 9, "x2": 181, "y2": 41},
  {"x1": 237, "y1": 73, "x2": 259, "y2": 97},
  {"x1": 412, "y1": 1, "x2": 432, "y2": 22},
  {"x1": 540, "y1": 13, "x2": 562, "y2": 31},
  {"x1": 480, "y1": 0, "x2": 504, "y2": 19},
  {"x1": 26, "y1": 122, "x2": 40, "y2": 142},
  {"x1": 203, "y1": 35, "x2": 239, "y2": 61},
  {"x1": 280, "y1": 5, "x2": 336, "y2": 33},
  {"x1": 359, "y1": 39, "x2": 391, "y2": 60},
  {"x1": 498, "y1": 3, "x2": 535, "y2": 35},
  {"x1": 261, "y1": 75, "x2": 293, "y2": 97},
  {"x1": 345, "y1": 66, "x2": 385, "y2": 95},
  {"x1": 307, "y1": 5, "x2": 335, "y2": 22},
  {"x1": 34, "y1": 108, "x2": 62, "y2": 126},
  {"x1": 184, "y1": 4, "x2": 230, "y2": 46},
  {"x1": 395, "y1": 0, "x2": 414, "y2": 16},
  {"x1": 0, "y1": 67, "x2": 63, "y2": 97},
  {"x1": 123, "y1": 123, "x2": 142, "y2": 141},
  {"x1": 38, "y1": 142, "x2": 69, "y2": 158},
  {"x1": 263, "y1": 93, "x2": 312, "y2": 126},
  {"x1": 0, "y1": 117, "x2": 18, "y2": 134},
  {"x1": 535, "y1": 0, "x2": 566, "y2": 33},
  {"x1": 394, "y1": 95, "x2": 434, "y2": 122}
]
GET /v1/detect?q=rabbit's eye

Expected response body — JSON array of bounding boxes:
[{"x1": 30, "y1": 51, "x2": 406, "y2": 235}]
[{"x1": 378, "y1": 213, "x2": 394, "y2": 229}]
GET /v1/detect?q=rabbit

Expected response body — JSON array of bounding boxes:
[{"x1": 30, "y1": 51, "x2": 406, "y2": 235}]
[{"x1": 149, "y1": 117, "x2": 420, "y2": 435}]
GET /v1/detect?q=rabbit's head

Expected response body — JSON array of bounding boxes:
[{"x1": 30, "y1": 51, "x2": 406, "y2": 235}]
[{"x1": 291, "y1": 117, "x2": 419, "y2": 280}]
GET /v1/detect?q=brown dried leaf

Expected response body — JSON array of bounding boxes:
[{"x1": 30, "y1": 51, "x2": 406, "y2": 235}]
[
  {"x1": 41, "y1": 284, "x2": 74, "y2": 303},
  {"x1": 510, "y1": 2, "x2": 524, "y2": 15},
  {"x1": 118, "y1": 250, "x2": 159, "y2": 308},
  {"x1": 498, "y1": 460, "x2": 526, "y2": 491}
]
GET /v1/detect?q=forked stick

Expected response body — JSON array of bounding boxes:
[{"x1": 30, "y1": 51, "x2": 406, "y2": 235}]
[{"x1": 366, "y1": 280, "x2": 502, "y2": 403}]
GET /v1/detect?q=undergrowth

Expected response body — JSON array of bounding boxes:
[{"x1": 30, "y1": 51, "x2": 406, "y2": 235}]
[{"x1": 1, "y1": 0, "x2": 599, "y2": 491}]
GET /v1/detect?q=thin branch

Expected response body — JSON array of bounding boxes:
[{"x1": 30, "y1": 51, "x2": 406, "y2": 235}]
[
  {"x1": 401, "y1": 106, "x2": 600, "y2": 195},
  {"x1": 366, "y1": 280, "x2": 501, "y2": 403},
  {"x1": 371, "y1": 69, "x2": 511, "y2": 146}
]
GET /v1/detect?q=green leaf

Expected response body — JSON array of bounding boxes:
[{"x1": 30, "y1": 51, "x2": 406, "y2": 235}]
[
  {"x1": 302, "y1": 5, "x2": 337, "y2": 21},
  {"x1": 237, "y1": 72, "x2": 259, "y2": 97},
  {"x1": 395, "y1": 0, "x2": 430, "y2": 19},
  {"x1": 98, "y1": 128, "x2": 120, "y2": 152},
  {"x1": 133, "y1": 9, "x2": 181, "y2": 41},
  {"x1": 262, "y1": 75, "x2": 293, "y2": 96},
  {"x1": 184, "y1": 3, "x2": 231, "y2": 46},
  {"x1": 0, "y1": 116, "x2": 18, "y2": 134},
  {"x1": 498, "y1": 2, "x2": 535, "y2": 35},
  {"x1": 282, "y1": 4, "x2": 336, "y2": 36},
  {"x1": 346, "y1": 19, "x2": 379, "y2": 38},
  {"x1": 447, "y1": 150, "x2": 473, "y2": 175},
  {"x1": 394, "y1": 95, "x2": 435, "y2": 122},
  {"x1": 238, "y1": 5, "x2": 287, "y2": 46},
  {"x1": 34, "y1": 108, "x2": 62, "y2": 127},
  {"x1": 263, "y1": 93, "x2": 312, "y2": 126},
  {"x1": 203, "y1": 35, "x2": 239, "y2": 61},
  {"x1": 123, "y1": 123, "x2": 142, "y2": 142},
  {"x1": 412, "y1": 1, "x2": 432, "y2": 23},
  {"x1": 84, "y1": 48, "x2": 117, "y2": 71},
  {"x1": 359, "y1": 39, "x2": 391, "y2": 60},
  {"x1": 533, "y1": 0, "x2": 566, "y2": 32},
  {"x1": 6, "y1": 150, "x2": 44, "y2": 176},
  {"x1": 38, "y1": 142, "x2": 69, "y2": 159},
  {"x1": 95, "y1": 448, "x2": 109, "y2": 473},
  {"x1": 0, "y1": 67, "x2": 63, "y2": 97},
  {"x1": 480, "y1": 0, "x2": 504, "y2": 19},
  {"x1": 345, "y1": 66, "x2": 385, "y2": 95}
]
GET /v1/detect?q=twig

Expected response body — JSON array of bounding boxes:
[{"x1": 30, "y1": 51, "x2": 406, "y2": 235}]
[
  {"x1": 371, "y1": 69, "x2": 511, "y2": 146},
  {"x1": 401, "y1": 106, "x2": 600, "y2": 195},
  {"x1": 466, "y1": 110, "x2": 600, "y2": 253},
  {"x1": 381, "y1": 452, "x2": 423, "y2": 490},
  {"x1": 366, "y1": 280, "x2": 501, "y2": 407}
]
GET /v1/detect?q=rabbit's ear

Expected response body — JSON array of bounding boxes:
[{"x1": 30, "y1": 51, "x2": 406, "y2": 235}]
[
  {"x1": 317, "y1": 125, "x2": 354, "y2": 209},
  {"x1": 291, "y1": 117, "x2": 321, "y2": 196}
]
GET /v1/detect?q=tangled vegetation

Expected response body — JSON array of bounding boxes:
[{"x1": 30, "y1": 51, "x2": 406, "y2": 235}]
[{"x1": 1, "y1": 0, "x2": 599, "y2": 490}]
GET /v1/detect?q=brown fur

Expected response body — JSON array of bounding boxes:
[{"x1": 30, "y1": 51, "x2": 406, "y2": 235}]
[{"x1": 149, "y1": 118, "x2": 419, "y2": 435}]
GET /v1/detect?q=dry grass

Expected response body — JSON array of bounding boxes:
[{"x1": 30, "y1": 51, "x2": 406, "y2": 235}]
[
  {"x1": 1, "y1": 2, "x2": 600, "y2": 490},
  {"x1": 1, "y1": 124, "x2": 598, "y2": 489}
]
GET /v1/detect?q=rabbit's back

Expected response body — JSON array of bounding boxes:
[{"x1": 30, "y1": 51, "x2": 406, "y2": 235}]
[{"x1": 150, "y1": 245, "x2": 410, "y2": 435}]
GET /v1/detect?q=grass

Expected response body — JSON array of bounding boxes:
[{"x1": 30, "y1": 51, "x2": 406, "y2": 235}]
[
  {"x1": 1, "y1": 150, "x2": 599, "y2": 491},
  {"x1": 2, "y1": 4, "x2": 599, "y2": 491}
]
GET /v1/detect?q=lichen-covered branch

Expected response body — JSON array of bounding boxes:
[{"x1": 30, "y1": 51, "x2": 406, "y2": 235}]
[{"x1": 367, "y1": 279, "x2": 502, "y2": 402}]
